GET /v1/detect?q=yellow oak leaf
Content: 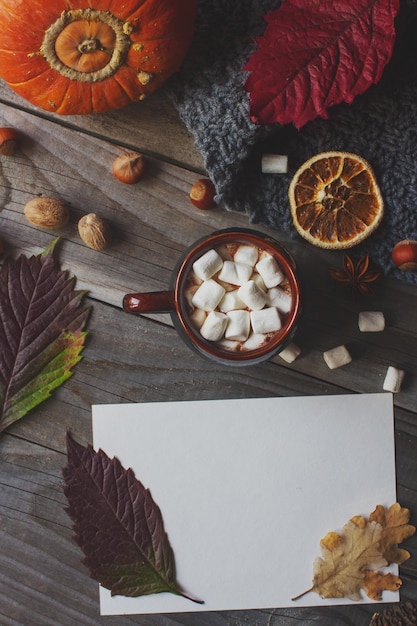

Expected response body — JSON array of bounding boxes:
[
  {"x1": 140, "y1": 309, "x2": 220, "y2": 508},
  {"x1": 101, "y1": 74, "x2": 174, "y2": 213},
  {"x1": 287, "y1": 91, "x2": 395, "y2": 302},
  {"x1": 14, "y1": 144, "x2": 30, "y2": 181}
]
[
  {"x1": 369, "y1": 503, "x2": 415, "y2": 565},
  {"x1": 293, "y1": 503, "x2": 415, "y2": 602},
  {"x1": 363, "y1": 570, "x2": 402, "y2": 601}
]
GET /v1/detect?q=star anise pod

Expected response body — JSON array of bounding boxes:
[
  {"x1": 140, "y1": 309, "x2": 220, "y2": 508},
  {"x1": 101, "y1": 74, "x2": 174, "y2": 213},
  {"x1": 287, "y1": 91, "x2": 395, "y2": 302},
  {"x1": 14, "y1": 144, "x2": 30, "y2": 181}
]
[{"x1": 329, "y1": 254, "x2": 381, "y2": 299}]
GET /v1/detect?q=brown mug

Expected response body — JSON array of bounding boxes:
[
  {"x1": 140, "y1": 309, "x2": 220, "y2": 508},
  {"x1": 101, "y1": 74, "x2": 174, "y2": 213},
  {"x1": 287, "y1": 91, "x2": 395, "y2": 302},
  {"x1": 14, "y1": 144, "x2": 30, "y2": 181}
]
[{"x1": 123, "y1": 228, "x2": 302, "y2": 366}]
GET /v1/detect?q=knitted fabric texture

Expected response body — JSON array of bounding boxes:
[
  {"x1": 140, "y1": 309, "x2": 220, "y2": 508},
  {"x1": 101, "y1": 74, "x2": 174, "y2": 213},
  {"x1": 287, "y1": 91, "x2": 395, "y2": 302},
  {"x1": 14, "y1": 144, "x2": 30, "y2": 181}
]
[{"x1": 169, "y1": 0, "x2": 417, "y2": 285}]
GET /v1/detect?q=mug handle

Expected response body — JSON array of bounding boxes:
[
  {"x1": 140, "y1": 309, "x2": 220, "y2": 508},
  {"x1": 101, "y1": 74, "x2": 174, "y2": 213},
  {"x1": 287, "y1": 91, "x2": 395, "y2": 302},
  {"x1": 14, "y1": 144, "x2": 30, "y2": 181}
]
[{"x1": 123, "y1": 291, "x2": 176, "y2": 314}]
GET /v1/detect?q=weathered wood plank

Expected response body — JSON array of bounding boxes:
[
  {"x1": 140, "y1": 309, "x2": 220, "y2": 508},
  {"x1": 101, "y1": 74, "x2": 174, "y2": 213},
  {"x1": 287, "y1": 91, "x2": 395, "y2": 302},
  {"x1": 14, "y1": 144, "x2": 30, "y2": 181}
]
[
  {"x1": 0, "y1": 104, "x2": 415, "y2": 415},
  {"x1": 2, "y1": 437, "x2": 415, "y2": 626},
  {"x1": 0, "y1": 73, "x2": 416, "y2": 626},
  {"x1": 0, "y1": 102, "x2": 256, "y2": 304},
  {"x1": 0, "y1": 82, "x2": 204, "y2": 171},
  {"x1": 1, "y1": 297, "x2": 415, "y2": 625}
]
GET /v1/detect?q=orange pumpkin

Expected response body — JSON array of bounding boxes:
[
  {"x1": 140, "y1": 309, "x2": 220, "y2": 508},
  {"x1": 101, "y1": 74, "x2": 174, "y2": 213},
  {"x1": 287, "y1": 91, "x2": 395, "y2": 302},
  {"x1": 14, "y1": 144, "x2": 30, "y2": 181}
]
[{"x1": 0, "y1": 0, "x2": 196, "y2": 115}]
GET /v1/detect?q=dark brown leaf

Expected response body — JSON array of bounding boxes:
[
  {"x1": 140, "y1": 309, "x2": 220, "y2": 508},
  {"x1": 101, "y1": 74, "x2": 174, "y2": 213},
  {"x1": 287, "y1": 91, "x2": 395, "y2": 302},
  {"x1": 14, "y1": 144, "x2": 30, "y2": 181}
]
[{"x1": 63, "y1": 432, "x2": 203, "y2": 603}]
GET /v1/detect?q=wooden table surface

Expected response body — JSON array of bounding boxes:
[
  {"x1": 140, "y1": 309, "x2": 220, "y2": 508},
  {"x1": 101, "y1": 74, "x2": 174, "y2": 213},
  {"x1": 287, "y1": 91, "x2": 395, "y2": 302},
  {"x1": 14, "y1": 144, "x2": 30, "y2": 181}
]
[{"x1": 1, "y1": 81, "x2": 416, "y2": 626}]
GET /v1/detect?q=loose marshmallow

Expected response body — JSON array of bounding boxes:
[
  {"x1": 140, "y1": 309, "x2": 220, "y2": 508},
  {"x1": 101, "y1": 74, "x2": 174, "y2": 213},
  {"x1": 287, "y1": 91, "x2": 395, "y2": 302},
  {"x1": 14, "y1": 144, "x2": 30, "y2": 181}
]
[
  {"x1": 191, "y1": 279, "x2": 225, "y2": 311},
  {"x1": 192, "y1": 249, "x2": 223, "y2": 281},
  {"x1": 250, "y1": 307, "x2": 282, "y2": 334},
  {"x1": 225, "y1": 310, "x2": 251, "y2": 341},
  {"x1": 255, "y1": 255, "x2": 285, "y2": 288},
  {"x1": 200, "y1": 311, "x2": 228, "y2": 342},
  {"x1": 383, "y1": 366, "x2": 405, "y2": 393},
  {"x1": 323, "y1": 345, "x2": 352, "y2": 369},
  {"x1": 261, "y1": 153, "x2": 288, "y2": 174},
  {"x1": 234, "y1": 244, "x2": 259, "y2": 267},
  {"x1": 267, "y1": 286, "x2": 292, "y2": 314},
  {"x1": 238, "y1": 280, "x2": 267, "y2": 310},
  {"x1": 358, "y1": 311, "x2": 385, "y2": 332},
  {"x1": 219, "y1": 289, "x2": 245, "y2": 312},
  {"x1": 278, "y1": 342, "x2": 301, "y2": 363},
  {"x1": 218, "y1": 260, "x2": 253, "y2": 286},
  {"x1": 243, "y1": 333, "x2": 267, "y2": 350}
]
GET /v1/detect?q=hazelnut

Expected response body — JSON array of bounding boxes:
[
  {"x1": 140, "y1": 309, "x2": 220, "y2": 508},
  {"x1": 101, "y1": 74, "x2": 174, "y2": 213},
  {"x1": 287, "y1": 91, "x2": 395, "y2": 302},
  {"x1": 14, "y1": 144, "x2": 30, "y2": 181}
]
[
  {"x1": 0, "y1": 127, "x2": 19, "y2": 155},
  {"x1": 78, "y1": 213, "x2": 112, "y2": 250},
  {"x1": 24, "y1": 197, "x2": 70, "y2": 230},
  {"x1": 392, "y1": 239, "x2": 417, "y2": 271},
  {"x1": 190, "y1": 178, "x2": 216, "y2": 210},
  {"x1": 112, "y1": 152, "x2": 146, "y2": 184}
]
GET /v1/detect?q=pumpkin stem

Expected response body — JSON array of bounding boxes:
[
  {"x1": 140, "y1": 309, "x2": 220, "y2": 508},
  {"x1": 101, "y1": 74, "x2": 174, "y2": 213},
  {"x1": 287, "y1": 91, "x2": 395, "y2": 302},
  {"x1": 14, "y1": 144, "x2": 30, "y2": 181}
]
[
  {"x1": 40, "y1": 9, "x2": 131, "y2": 83},
  {"x1": 78, "y1": 38, "x2": 102, "y2": 55}
]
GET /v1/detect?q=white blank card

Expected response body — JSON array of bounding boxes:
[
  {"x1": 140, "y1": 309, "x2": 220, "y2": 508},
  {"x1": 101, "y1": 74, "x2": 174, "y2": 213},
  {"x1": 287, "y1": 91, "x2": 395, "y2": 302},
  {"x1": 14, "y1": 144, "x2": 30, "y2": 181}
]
[{"x1": 92, "y1": 393, "x2": 397, "y2": 615}]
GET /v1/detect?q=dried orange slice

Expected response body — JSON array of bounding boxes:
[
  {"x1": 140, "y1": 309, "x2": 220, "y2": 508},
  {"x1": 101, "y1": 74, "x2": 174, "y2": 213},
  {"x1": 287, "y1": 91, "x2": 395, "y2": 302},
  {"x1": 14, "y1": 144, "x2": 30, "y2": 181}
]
[{"x1": 288, "y1": 151, "x2": 384, "y2": 249}]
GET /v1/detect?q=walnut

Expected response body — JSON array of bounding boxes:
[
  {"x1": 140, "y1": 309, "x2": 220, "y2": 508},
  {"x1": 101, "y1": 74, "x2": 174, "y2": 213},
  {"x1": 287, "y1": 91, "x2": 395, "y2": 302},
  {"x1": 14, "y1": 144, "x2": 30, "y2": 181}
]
[
  {"x1": 24, "y1": 197, "x2": 70, "y2": 230},
  {"x1": 78, "y1": 213, "x2": 112, "y2": 251}
]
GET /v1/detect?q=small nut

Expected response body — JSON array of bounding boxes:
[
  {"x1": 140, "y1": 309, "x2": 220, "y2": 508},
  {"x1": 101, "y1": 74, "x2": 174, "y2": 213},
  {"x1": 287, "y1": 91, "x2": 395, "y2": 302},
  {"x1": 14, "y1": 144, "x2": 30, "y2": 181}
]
[
  {"x1": 24, "y1": 197, "x2": 70, "y2": 230},
  {"x1": 0, "y1": 127, "x2": 19, "y2": 155},
  {"x1": 392, "y1": 239, "x2": 417, "y2": 271},
  {"x1": 112, "y1": 152, "x2": 146, "y2": 184},
  {"x1": 78, "y1": 213, "x2": 112, "y2": 250},
  {"x1": 190, "y1": 178, "x2": 216, "y2": 210}
]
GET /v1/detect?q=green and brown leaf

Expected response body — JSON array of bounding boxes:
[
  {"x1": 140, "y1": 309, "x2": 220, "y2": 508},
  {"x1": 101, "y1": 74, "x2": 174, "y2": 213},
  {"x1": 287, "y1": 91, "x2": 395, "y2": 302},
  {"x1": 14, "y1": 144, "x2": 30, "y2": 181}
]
[
  {"x1": 63, "y1": 432, "x2": 204, "y2": 603},
  {"x1": 0, "y1": 240, "x2": 89, "y2": 433}
]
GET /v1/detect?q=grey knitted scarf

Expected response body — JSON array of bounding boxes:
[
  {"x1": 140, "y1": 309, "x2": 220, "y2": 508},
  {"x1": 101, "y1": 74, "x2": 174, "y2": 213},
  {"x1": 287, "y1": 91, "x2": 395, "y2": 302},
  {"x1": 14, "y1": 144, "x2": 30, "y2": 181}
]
[{"x1": 169, "y1": 0, "x2": 417, "y2": 285}]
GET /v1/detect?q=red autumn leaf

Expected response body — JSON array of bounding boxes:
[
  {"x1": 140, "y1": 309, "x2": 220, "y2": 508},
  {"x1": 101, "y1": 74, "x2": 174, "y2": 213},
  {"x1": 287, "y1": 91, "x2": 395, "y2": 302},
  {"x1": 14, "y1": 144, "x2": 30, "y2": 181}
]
[
  {"x1": 244, "y1": 0, "x2": 401, "y2": 128},
  {"x1": 63, "y1": 432, "x2": 203, "y2": 603}
]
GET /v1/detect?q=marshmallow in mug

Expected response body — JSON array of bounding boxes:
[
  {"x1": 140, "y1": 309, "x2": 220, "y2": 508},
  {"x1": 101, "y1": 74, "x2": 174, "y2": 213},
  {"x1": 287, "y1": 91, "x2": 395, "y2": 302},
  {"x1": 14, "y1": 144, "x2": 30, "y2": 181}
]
[
  {"x1": 233, "y1": 244, "x2": 259, "y2": 267},
  {"x1": 238, "y1": 280, "x2": 267, "y2": 311},
  {"x1": 255, "y1": 255, "x2": 285, "y2": 288},
  {"x1": 243, "y1": 333, "x2": 269, "y2": 351},
  {"x1": 250, "y1": 307, "x2": 282, "y2": 335},
  {"x1": 219, "y1": 289, "x2": 245, "y2": 312},
  {"x1": 192, "y1": 248, "x2": 223, "y2": 281},
  {"x1": 267, "y1": 286, "x2": 292, "y2": 314},
  {"x1": 185, "y1": 242, "x2": 293, "y2": 351},
  {"x1": 200, "y1": 311, "x2": 228, "y2": 341},
  {"x1": 218, "y1": 260, "x2": 253, "y2": 286},
  {"x1": 191, "y1": 279, "x2": 225, "y2": 311},
  {"x1": 225, "y1": 309, "x2": 251, "y2": 342}
]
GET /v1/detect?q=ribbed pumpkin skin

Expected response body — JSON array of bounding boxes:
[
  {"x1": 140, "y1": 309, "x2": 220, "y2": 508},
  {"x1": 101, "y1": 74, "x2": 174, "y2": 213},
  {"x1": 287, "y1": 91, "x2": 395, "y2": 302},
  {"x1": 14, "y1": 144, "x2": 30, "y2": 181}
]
[{"x1": 0, "y1": 0, "x2": 196, "y2": 115}]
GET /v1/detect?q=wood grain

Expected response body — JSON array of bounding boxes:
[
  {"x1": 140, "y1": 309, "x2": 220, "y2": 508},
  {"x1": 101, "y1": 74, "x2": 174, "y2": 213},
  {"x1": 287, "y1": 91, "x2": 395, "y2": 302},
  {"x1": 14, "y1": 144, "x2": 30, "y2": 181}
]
[
  {"x1": 0, "y1": 82, "x2": 204, "y2": 171},
  {"x1": 0, "y1": 80, "x2": 416, "y2": 626}
]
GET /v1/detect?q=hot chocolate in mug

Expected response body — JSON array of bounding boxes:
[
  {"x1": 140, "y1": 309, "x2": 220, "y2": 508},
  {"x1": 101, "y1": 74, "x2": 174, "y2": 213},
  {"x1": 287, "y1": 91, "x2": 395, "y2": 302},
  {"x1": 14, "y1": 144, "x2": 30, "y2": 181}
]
[{"x1": 123, "y1": 228, "x2": 302, "y2": 366}]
